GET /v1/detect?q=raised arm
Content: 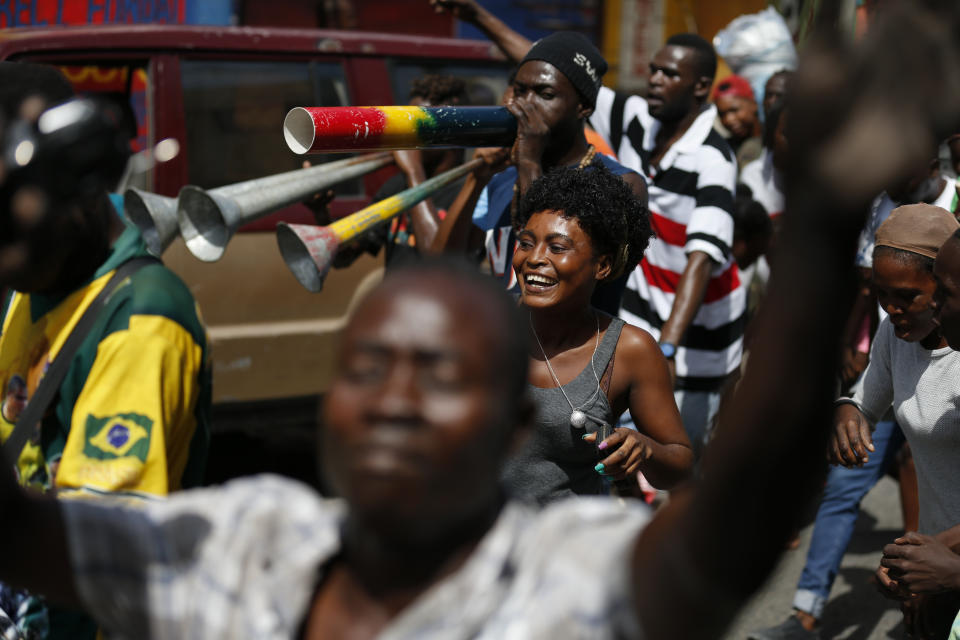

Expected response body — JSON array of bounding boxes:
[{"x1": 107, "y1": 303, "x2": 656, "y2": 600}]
[
  {"x1": 629, "y1": 4, "x2": 960, "y2": 637},
  {"x1": 430, "y1": 0, "x2": 532, "y2": 63},
  {"x1": 428, "y1": 147, "x2": 510, "y2": 254},
  {"x1": 393, "y1": 149, "x2": 441, "y2": 250}
]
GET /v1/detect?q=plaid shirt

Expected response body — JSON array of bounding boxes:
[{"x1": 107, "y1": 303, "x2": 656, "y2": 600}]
[{"x1": 63, "y1": 475, "x2": 650, "y2": 639}]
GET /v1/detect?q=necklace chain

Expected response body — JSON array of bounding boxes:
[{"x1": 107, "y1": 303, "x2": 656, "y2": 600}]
[
  {"x1": 523, "y1": 147, "x2": 600, "y2": 428},
  {"x1": 576, "y1": 144, "x2": 597, "y2": 169},
  {"x1": 529, "y1": 311, "x2": 602, "y2": 423}
]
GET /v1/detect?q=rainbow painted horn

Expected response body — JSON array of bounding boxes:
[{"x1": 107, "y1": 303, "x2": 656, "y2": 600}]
[
  {"x1": 278, "y1": 157, "x2": 484, "y2": 292},
  {"x1": 283, "y1": 106, "x2": 517, "y2": 154}
]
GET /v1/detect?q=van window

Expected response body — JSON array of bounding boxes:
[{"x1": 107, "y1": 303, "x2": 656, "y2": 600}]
[
  {"x1": 181, "y1": 60, "x2": 353, "y2": 191},
  {"x1": 58, "y1": 63, "x2": 151, "y2": 191},
  {"x1": 389, "y1": 62, "x2": 510, "y2": 107}
]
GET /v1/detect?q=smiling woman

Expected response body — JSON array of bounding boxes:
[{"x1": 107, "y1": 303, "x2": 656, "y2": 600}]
[
  {"x1": 503, "y1": 165, "x2": 694, "y2": 504},
  {"x1": 832, "y1": 205, "x2": 960, "y2": 541}
]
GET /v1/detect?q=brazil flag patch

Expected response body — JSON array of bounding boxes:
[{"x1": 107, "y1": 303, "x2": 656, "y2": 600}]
[{"x1": 83, "y1": 413, "x2": 153, "y2": 462}]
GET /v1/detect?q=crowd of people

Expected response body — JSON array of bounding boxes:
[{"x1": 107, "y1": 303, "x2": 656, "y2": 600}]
[{"x1": 2, "y1": 0, "x2": 960, "y2": 639}]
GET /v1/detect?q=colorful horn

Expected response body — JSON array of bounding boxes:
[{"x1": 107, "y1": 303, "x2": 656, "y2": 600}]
[
  {"x1": 124, "y1": 187, "x2": 178, "y2": 256},
  {"x1": 278, "y1": 157, "x2": 483, "y2": 292},
  {"x1": 283, "y1": 106, "x2": 517, "y2": 154},
  {"x1": 177, "y1": 152, "x2": 393, "y2": 263}
]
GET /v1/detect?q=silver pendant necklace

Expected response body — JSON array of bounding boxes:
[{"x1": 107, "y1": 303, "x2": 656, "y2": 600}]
[{"x1": 529, "y1": 311, "x2": 602, "y2": 429}]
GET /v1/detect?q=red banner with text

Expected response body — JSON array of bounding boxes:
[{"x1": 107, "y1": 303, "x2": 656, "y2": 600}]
[{"x1": 0, "y1": 0, "x2": 186, "y2": 28}]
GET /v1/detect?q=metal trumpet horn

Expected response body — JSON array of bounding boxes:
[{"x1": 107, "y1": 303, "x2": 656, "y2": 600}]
[
  {"x1": 124, "y1": 187, "x2": 178, "y2": 256},
  {"x1": 178, "y1": 152, "x2": 393, "y2": 263}
]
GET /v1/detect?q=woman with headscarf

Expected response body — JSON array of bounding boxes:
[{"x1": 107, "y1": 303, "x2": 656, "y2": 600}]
[
  {"x1": 830, "y1": 204, "x2": 960, "y2": 639},
  {"x1": 713, "y1": 74, "x2": 763, "y2": 170}
]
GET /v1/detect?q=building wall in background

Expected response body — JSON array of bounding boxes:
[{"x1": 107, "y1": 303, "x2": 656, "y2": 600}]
[
  {"x1": 663, "y1": 0, "x2": 767, "y2": 44},
  {"x1": 609, "y1": 0, "x2": 765, "y2": 92}
]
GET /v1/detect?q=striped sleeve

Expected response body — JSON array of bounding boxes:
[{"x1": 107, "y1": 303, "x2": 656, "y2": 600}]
[
  {"x1": 589, "y1": 86, "x2": 617, "y2": 147},
  {"x1": 685, "y1": 139, "x2": 737, "y2": 264}
]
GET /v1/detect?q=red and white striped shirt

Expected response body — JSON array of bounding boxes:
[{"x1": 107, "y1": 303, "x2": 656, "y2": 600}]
[{"x1": 590, "y1": 87, "x2": 745, "y2": 391}]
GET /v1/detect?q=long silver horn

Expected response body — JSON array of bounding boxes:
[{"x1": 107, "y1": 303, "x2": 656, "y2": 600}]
[
  {"x1": 177, "y1": 152, "x2": 393, "y2": 263},
  {"x1": 125, "y1": 187, "x2": 178, "y2": 256}
]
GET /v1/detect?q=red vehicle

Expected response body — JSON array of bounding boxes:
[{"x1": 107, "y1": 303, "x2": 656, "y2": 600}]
[{"x1": 0, "y1": 25, "x2": 508, "y2": 477}]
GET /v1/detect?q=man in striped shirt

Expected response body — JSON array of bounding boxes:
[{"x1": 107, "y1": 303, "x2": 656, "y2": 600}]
[{"x1": 588, "y1": 35, "x2": 743, "y2": 456}]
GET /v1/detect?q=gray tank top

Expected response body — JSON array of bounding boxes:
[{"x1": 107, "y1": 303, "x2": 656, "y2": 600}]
[{"x1": 502, "y1": 316, "x2": 625, "y2": 504}]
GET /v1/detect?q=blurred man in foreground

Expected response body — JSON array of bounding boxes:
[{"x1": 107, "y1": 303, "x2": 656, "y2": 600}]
[{"x1": 3, "y1": 1, "x2": 960, "y2": 637}]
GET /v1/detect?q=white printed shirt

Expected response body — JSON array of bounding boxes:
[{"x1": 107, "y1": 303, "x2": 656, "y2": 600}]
[{"x1": 63, "y1": 474, "x2": 650, "y2": 639}]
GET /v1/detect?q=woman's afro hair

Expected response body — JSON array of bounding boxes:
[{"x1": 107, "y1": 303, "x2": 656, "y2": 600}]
[{"x1": 514, "y1": 163, "x2": 652, "y2": 270}]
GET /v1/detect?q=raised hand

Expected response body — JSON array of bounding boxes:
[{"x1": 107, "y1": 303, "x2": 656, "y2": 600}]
[
  {"x1": 469, "y1": 146, "x2": 511, "y2": 183},
  {"x1": 299, "y1": 160, "x2": 337, "y2": 225},
  {"x1": 504, "y1": 96, "x2": 551, "y2": 172}
]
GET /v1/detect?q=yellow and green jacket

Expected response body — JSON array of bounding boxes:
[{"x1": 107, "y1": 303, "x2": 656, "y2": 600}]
[{"x1": 0, "y1": 221, "x2": 211, "y2": 499}]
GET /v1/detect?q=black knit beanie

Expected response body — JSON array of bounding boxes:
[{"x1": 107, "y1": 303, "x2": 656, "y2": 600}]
[{"x1": 519, "y1": 32, "x2": 608, "y2": 109}]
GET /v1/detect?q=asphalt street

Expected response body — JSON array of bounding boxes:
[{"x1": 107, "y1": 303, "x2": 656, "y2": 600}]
[{"x1": 722, "y1": 476, "x2": 905, "y2": 640}]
